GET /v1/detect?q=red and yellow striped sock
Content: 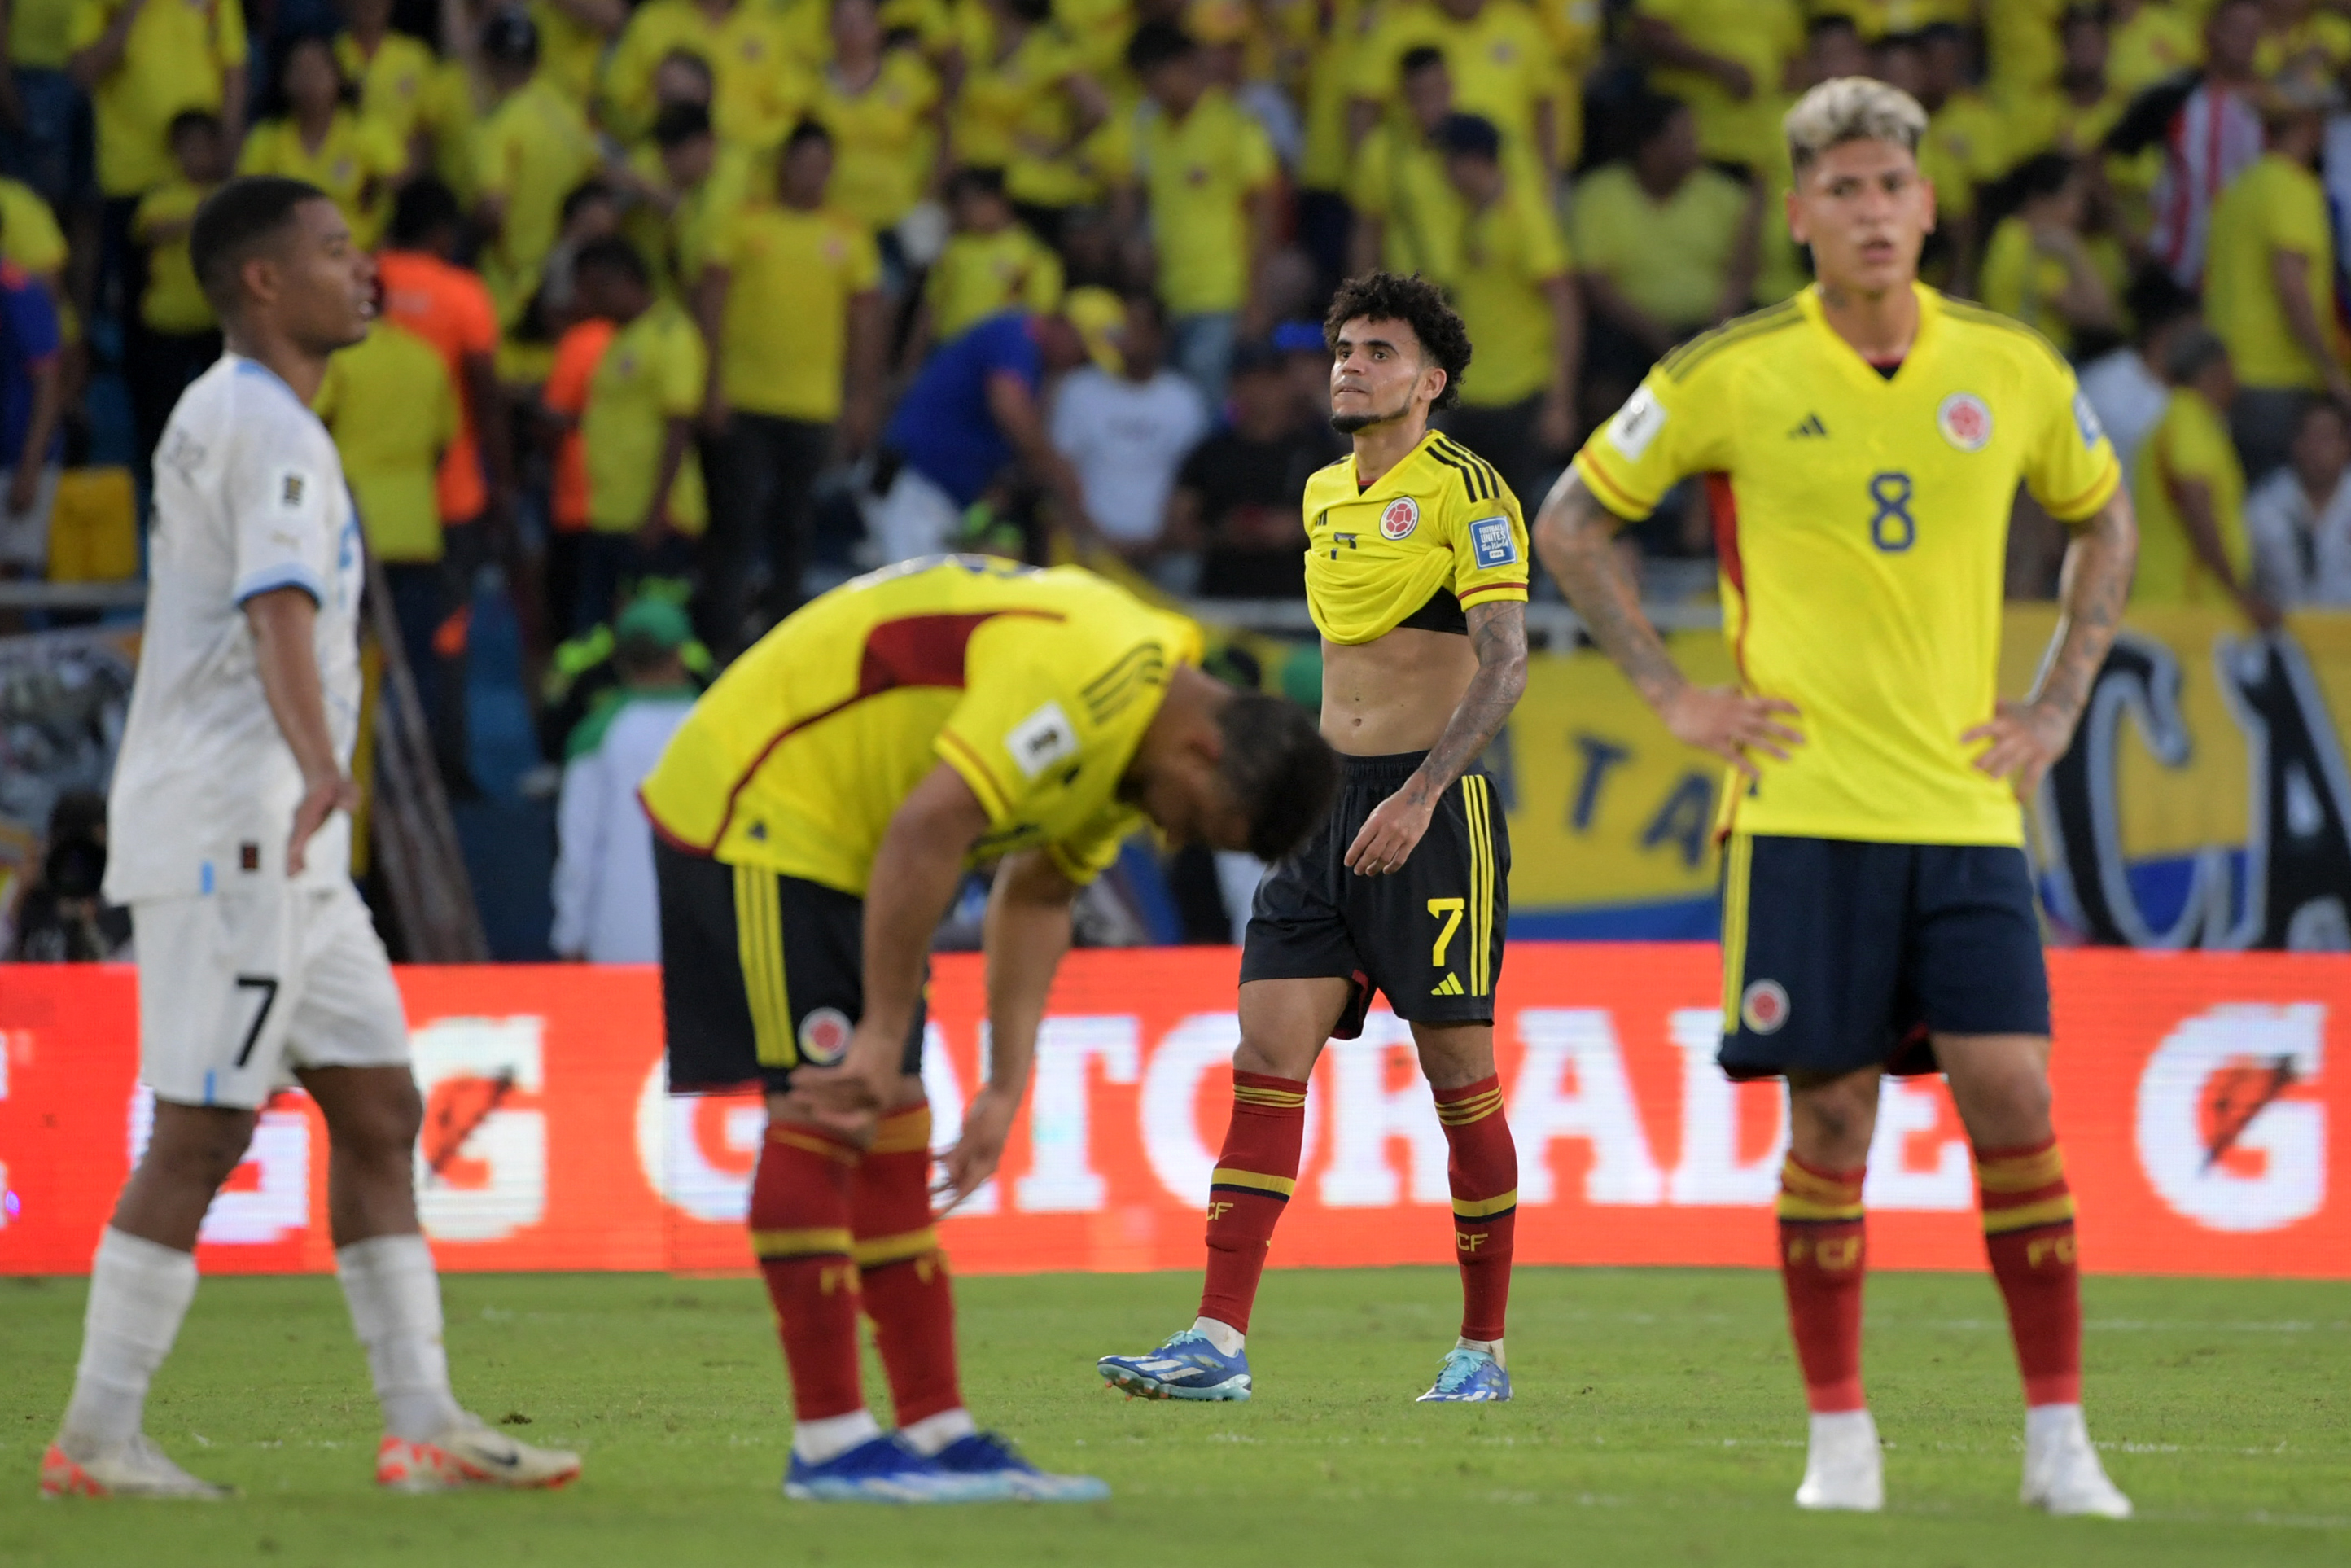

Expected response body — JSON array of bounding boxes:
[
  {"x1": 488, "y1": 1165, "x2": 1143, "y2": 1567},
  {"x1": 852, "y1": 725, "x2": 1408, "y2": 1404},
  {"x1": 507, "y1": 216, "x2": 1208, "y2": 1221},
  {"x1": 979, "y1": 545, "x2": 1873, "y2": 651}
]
[
  {"x1": 1197, "y1": 1071, "x2": 1308, "y2": 1335},
  {"x1": 1776, "y1": 1154, "x2": 1867, "y2": 1413},
  {"x1": 853, "y1": 1102, "x2": 963, "y2": 1427},
  {"x1": 750, "y1": 1123, "x2": 867, "y2": 1422},
  {"x1": 1434, "y1": 1074, "x2": 1517, "y2": 1343},
  {"x1": 1977, "y1": 1137, "x2": 2082, "y2": 1407}
]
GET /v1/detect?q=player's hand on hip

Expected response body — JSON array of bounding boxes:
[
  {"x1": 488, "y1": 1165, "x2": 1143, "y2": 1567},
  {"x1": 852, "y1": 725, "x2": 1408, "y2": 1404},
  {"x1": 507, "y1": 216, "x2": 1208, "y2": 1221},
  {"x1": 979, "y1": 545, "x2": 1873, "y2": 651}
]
[
  {"x1": 1660, "y1": 685, "x2": 1802, "y2": 778},
  {"x1": 1345, "y1": 789, "x2": 1434, "y2": 877},
  {"x1": 935, "y1": 1082, "x2": 1018, "y2": 1211},
  {"x1": 1962, "y1": 698, "x2": 2076, "y2": 799},
  {"x1": 287, "y1": 770, "x2": 359, "y2": 875},
  {"x1": 791, "y1": 1023, "x2": 904, "y2": 1123}
]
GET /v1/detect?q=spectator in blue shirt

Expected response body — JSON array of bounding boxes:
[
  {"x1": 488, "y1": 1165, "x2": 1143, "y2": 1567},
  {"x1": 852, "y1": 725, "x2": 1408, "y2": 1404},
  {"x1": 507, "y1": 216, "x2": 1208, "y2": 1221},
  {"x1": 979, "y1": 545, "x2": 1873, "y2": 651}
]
[
  {"x1": 868, "y1": 308, "x2": 1103, "y2": 562},
  {"x1": 0, "y1": 227, "x2": 64, "y2": 579}
]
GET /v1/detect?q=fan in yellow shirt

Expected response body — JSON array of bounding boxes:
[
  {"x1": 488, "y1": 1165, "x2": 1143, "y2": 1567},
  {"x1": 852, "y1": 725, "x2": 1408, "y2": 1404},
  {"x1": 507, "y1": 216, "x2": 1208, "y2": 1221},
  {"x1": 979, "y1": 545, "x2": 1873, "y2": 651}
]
[
  {"x1": 237, "y1": 36, "x2": 409, "y2": 250},
  {"x1": 2108, "y1": 0, "x2": 2204, "y2": 96},
  {"x1": 1429, "y1": 112, "x2": 1578, "y2": 508},
  {"x1": 1975, "y1": 154, "x2": 2125, "y2": 359},
  {"x1": 1348, "y1": 46, "x2": 1466, "y2": 278},
  {"x1": 1999, "y1": 10, "x2": 2134, "y2": 165},
  {"x1": 1123, "y1": 23, "x2": 1276, "y2": 398},
  {"x1": 810, "y1": 2, "x2": 945, "y2": 237},
  {"x1": 124, "y1": 108, "x2": 228, "y2": 474},
  {"x1": 67, "y1": 0, "x2": 247, "y2": 199},
  {"x1": 473, "y1": 9, "x2": 602, "y2": 328},
  {"x1": 2204, "y1": 112, "x2": 2347, "y2": 401},
  {"x1": 2130, "y1": 328, "x2": 2267, "y2": 624},
  {"x1": 602, "y1": 0, "x2": 817, "y2": 149},
  {"x1": 1347, "y1": 0, "x2": 1561, "y2": 182},
  {"x1": 532, "y1": 0, "x2": 624, "y2": 107},
  {"x1": 576, "y1": 237, "x2": 707, "y2": 540},
  {"x1": 917, "y1": 167, "x2": 1064, "y2": 352},
  {"x1": 335, "y1": 0, "x2": 440, "y2": 147},
  {"x1": 951, "y1": 0, "x2": 1111, "y2": 220},
  {"x1": 0, "y1": 176, "x2": 69, "y2": 283},
  {"x1": 621, "y1": 101, "x2": 762, "y2": 297},
  {"x1": 697, "y1": 122, "x2": 887, "y2": 642},
  {"x1": 1570, "y1": 94, "x2": 1758, "y2": 392},
  {"x1": 1628, "y1": 0, "x2": 1804, "y2": 169},
  {"x1": 317, "y1": 317, "x2": 462, "y2": 567}
]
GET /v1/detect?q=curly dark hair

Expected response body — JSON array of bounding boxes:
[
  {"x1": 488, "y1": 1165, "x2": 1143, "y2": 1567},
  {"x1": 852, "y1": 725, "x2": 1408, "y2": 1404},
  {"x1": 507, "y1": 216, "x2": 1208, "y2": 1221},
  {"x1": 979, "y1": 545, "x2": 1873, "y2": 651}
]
[{"x1": 1322, "y1": 271, "x2": 1473, "y2": 410}]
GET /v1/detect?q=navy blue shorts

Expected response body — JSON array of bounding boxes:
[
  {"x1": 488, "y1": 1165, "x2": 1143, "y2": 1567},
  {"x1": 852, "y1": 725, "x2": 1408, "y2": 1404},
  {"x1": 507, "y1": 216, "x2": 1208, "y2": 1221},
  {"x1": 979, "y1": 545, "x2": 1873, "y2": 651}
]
[{"x1": 1718, "y1": 834, "x2": 2051, "y2": 1081}]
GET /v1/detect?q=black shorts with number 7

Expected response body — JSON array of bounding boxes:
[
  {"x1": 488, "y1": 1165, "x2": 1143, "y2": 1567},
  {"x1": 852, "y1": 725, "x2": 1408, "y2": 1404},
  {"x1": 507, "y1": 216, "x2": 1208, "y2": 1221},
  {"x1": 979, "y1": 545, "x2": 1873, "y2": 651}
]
[{"x1": 1238, "y1": 750, "x2": 1510, "y2": 1038}]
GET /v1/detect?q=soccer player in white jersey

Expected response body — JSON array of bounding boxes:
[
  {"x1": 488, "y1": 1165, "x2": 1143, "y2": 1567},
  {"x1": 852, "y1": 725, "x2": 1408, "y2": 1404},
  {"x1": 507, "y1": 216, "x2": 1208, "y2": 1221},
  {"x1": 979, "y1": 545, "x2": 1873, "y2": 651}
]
[{"x1": 42, "y1": 177, "x2": 580, "y2": 1500}]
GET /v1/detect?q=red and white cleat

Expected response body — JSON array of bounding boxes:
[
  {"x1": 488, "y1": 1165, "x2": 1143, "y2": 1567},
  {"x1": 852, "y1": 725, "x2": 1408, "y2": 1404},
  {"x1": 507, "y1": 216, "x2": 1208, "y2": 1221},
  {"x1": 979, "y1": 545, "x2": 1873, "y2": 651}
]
[
  {"x1": 377, "y1": 1417, "x2": 582, "y2": 1492},
  {"x1": 40, "y1": 1434, "x2": 231, "y2": 1500}
]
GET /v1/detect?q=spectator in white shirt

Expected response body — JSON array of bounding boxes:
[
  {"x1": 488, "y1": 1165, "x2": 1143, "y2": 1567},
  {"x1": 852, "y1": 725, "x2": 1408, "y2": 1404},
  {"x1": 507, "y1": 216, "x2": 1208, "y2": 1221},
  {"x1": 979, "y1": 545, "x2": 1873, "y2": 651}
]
[
  {"x1": 2248, "y1": 398, "x2": 2351, "y2": 607},
  {"x1": 551, "y1": 598, "x2": 698, "y2": 963},
  {"x1": 2079, "y1": 264, "x2": 2203, "y2": 493},
  {"x1": 1047, "y1": 291, "x2": 1211, "y2": 589}
]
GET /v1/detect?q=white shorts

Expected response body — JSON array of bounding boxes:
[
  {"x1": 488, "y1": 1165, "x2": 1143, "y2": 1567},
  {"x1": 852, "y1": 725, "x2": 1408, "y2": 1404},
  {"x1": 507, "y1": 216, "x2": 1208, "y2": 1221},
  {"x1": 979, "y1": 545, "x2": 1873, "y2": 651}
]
[{"x1": 132, "y1": 879, "x2": 410, "y2": 1110}]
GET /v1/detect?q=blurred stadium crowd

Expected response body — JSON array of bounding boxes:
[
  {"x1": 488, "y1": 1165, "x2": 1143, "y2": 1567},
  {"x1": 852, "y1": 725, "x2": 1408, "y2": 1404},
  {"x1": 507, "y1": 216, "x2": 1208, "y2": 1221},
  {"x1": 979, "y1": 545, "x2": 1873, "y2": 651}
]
[{"x1": 4, "y1": 0, "x2": 2351, "y2": 958}]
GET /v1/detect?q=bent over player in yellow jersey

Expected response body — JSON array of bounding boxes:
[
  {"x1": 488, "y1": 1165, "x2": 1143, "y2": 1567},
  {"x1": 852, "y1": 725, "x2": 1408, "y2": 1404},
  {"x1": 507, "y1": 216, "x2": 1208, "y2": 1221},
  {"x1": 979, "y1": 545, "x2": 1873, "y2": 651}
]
[
  {"x1": 637, "y1": 556, "x2": 1337, "y2": 1502},
  {"x1": 1537, "y1": 80, "x2": 2139, "y2": 1519},
  {"x1": 1101, "y1": 272, "x2": 1532, "y2": 1407}
]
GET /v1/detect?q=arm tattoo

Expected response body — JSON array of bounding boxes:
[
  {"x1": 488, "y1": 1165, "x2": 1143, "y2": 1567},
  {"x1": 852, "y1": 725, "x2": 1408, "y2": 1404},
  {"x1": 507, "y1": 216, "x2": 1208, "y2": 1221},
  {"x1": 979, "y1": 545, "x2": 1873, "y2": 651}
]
[
  {"x1": 1405, "y1": 599, "x2": 1528, "y2": 806},
  {"x1": 2030, "y1": 488, "x2": 2138, "y2": 729},
  {"x1": 1535, "y1": 469, "x2": 1688, "y2": 707}
]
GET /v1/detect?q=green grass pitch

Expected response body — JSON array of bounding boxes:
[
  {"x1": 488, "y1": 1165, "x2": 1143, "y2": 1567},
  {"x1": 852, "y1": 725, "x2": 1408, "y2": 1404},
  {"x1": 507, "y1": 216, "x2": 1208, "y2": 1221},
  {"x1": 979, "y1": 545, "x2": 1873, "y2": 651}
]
[{"x1": 3, "y1": 1265, "x2": 2344, "y2": 1566}]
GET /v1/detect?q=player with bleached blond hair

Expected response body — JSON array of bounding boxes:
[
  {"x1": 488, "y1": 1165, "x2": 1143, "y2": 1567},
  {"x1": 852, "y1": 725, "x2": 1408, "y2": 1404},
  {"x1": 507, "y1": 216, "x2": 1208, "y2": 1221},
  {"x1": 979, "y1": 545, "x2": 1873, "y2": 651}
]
[{"x1": 1536, "y1": 77, "x2": 2139, "y2": 1518}]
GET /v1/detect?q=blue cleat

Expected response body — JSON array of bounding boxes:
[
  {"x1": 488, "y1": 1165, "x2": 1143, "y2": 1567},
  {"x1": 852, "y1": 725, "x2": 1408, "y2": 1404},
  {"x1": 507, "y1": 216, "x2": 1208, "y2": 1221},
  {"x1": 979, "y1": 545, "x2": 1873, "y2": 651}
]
[
  {"x1": 783, "y1": 1434, "x2": 1014, "y2": 1502},
  {"x1": 931, "y1": 1431, "x2": 1110, "y2": 1501},
  {"x1": 1416, "y1": 1347, "x2": 1513, "y2": 1404},
  {"x1": 1097, "y1": 1329, "x2": 1253, "y2": 1401}
]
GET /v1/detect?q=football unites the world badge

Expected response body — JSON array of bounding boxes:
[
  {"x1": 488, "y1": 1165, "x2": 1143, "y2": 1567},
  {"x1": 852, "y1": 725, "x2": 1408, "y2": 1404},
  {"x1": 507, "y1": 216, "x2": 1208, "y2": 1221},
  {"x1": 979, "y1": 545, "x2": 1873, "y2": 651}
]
[
  {"x1": 1380, "y1": 496, "x2": 1420, "y2": 540},
  {"x1": 1937, "y1": 392, "x2": 1993, "y2": 453}
]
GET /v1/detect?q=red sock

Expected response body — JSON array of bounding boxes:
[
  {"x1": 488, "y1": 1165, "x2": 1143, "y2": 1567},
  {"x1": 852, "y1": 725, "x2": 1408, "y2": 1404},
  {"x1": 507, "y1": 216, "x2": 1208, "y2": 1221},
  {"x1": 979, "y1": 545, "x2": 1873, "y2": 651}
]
[
  {"x1": 1197, "y1": 1071, "x2": 1307, "y2": 1334},
  {"x1": 1777, "y1": 1154, "x2": 1867, "y2": 1413},
  {"x1": 852, "y1": 1102, "x2": 963, "y2": 1427},
  {"x1": 750, "y1": 1123, "x2": 867, "y2": 1422},
  {"x1": 1434, "y1": 1075, "x2": 1516, "y2": 1342},
  {"x1": 1977, "y1": 1137, "x2": 2082, "y2": 1407}
]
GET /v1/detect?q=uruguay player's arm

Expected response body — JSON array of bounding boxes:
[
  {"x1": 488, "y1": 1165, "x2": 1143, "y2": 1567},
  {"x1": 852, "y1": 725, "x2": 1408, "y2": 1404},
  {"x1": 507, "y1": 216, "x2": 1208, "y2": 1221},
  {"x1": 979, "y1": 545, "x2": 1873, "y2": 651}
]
[
  {"x1": 246, "y1": 587, "x2": 357, "y2": 875},
  {"x1": 936, "y1": 848, "x2": 1081, "y2": 1201},
  {"x1": 1964, "y1": 485, "x2": 2139, "y2": 796},
  {"x1": 1534, "y1": 466, "x2": 1799, "y2": 774}
]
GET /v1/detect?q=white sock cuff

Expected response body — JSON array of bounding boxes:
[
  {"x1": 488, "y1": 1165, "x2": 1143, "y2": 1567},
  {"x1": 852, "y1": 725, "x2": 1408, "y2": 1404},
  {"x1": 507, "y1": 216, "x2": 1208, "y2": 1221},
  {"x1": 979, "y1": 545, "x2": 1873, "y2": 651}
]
[
  {"x1": 898, "y1": 1408, "x2": 976, "y2": 1456},
  {"x1": 85, "y1": 1229, "x2": 199, "y2": 1351},
  {"x1": 335, "y1": 1233, "x2": 443, "y2": 1343}
]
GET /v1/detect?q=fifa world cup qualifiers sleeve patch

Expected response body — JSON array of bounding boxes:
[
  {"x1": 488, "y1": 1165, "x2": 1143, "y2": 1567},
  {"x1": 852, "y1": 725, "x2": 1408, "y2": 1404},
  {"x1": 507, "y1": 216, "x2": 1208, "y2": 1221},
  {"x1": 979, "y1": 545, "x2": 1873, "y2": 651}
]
[
  {"x1": 2073, "y1": 391, "x2": 2104, "y2": 450},
  {"x1": 1004, "y1": 700, "x2": 1079, "y2": 780},
  {"x1": 1607, "y1": 385, "x2": 1666, "y2": 462},
  {"x1": 1469, "y1": 515, "x2": 1519, "y2": 569}
]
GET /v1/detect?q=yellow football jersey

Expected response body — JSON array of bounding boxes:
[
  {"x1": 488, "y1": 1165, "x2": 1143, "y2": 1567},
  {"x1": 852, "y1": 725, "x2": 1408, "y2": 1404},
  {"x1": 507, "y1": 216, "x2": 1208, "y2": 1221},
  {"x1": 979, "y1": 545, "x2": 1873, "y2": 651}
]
[
  {"x1": 1302, "y1": 431, "x2": 1530, "y2": 646},
  {"x1": 639, "y1": 558, "x2": 1204, "y2": 894},
  {"x1": 1571, "y1": 284, "x2": 2121, "y2": 848}
]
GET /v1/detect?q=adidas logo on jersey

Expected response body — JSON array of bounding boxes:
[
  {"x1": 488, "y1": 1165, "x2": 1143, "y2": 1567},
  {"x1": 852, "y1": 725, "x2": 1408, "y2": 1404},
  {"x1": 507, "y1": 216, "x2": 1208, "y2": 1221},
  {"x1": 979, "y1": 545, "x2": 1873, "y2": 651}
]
[
  {"x1": 1788, "y1": 413, "x2": 1829, "y2": 438},
  {"x1": 1432, "y1": 973, "x2": 1466, "y2": 996}
]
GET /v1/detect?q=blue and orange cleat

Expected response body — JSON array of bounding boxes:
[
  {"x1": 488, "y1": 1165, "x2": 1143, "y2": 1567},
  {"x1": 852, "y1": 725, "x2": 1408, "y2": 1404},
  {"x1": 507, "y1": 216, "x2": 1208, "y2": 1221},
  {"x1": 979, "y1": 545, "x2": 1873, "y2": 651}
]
[
  {"x1": 1097, "y1": 1329, "x2": 1253, "y2": 1401},
  {"x1": 931, "y1": 1431, "x2": 1110, "y2": 1501},
  {"x1": 1416, "y1": 1347, "x2": 1512, "y2": 1403},
  {"x1": 783, "y1": 1434, "x2": 1012, "y2": 1502}
]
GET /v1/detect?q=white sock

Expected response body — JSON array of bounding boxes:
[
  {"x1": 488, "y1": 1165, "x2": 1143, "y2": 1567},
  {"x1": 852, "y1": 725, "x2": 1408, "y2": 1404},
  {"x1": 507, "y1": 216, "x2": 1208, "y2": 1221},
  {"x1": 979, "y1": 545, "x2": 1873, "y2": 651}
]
[
  {"x1": 1457, "y1": 1336, "x2": 1504, "y2": 1369},
  {"x1": 793, "y1": 1409, "x2": 882, "y2": 1464},
  {"x1": 897, "y1": 1407, "x2": 976, "y2": 1456},
  {"x1": 1192, "y1": 1316, "x2": 1244, "y2": 1356},
  {"x1": 2025, "y1": 1403, "x2": 2086, "y2": 1452},
  {"x1": 1809, "y1": 1408, "x2": 1878, "y2": 1444},
  {"x1": 61, "y1": 1229, "x2": 199, "y2": 1450},
  {"x1": 335, "y1": 1234, "x2": 464, "y2": 1443}
]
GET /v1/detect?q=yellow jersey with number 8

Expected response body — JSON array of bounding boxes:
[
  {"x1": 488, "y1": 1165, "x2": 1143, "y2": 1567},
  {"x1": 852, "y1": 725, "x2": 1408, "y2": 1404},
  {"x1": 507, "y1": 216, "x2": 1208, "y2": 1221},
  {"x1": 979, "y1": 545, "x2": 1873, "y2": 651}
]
[{"x1": 1570, "y1": 284, "x2": 2120, "y2": 848}]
